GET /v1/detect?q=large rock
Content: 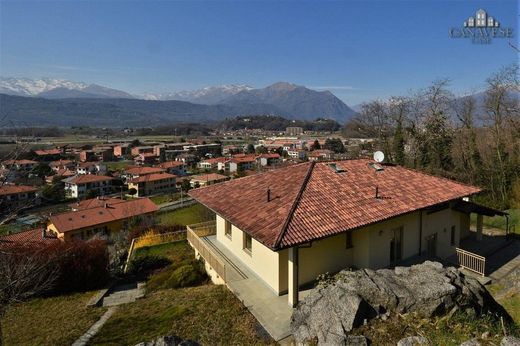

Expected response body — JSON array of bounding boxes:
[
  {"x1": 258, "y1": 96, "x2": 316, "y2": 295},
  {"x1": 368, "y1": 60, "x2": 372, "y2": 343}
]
[
  {"x1": 135, "y1": 335, "x2": 199, "y2": 346},
  {"x1": 292, "y1": 261, "x2": 510, "y2": 345},
  {"x1": 501, "y1": 336, "x2": 520, "y2": 346}
]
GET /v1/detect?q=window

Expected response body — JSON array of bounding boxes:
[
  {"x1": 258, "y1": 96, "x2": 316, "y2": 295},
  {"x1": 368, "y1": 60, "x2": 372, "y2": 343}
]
[
  {"x1": 346, "y1": 231, "x2": 353, "y2": 249},
  {"x1": 243, "y1": 233, "x2": 252, "y2": 254},
  {"x1": 451, "y1": 226, "x2": 456, "y2": 246},
  {"x1": 224, "y1": 220, "x2": 232, "y2": 238}
]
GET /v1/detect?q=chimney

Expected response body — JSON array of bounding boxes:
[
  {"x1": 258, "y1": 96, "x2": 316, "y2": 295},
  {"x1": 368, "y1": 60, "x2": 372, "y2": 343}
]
[
  {"x1": 267, "y1": 188, "x2": 271, "y2": 202},
  {"x1": 375, "y1": 186, "x2": 379, "y2": 199},
  {"x1": 104, "y1": 202, "x2": 108, "y2": 208}
]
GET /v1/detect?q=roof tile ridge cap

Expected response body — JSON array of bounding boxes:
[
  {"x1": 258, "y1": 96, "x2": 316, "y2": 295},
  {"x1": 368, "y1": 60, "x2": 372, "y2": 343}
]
[{"x1": 273, "y1": 161, "x2": 316, "y2": 250}]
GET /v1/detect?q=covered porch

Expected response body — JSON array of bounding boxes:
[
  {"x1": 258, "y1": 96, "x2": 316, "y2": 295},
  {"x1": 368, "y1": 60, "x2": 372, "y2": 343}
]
[
  {"x1": 187, "y1": 221, "x2": 310, "y2": 341},
  {"x1": 449, "y1": 200, "x2": 512, "y2": 278}
]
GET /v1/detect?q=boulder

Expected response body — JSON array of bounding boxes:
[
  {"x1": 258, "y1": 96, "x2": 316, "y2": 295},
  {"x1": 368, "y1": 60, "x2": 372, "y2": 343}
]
[
  {"x1": 460, "y1": 339, "x2": 481, "y2": 346},
  {"x1": 397, "y1": 336, "x2": 429, "y2": 346},
  {"x1": 346, "y1": 335, "x2": 369, "y2": 345},
  {"x1": 292, "y1": 262, "x2": 510, "y2": 345},
  {"x1": 135, "y1": 335, "x2": 199, "y2": 346},
  {"x1": 501, "y1": 336, "x2": 520, "y2": 346}
]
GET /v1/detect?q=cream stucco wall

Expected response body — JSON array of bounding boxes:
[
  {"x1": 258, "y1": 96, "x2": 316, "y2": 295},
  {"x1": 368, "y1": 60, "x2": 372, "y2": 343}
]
[
  {"x1": 212, "y1": 206, "x2": 470, "y2": 295},
  {"x1": 216, "y1": 214, "x2": 282, "y2": 294}
]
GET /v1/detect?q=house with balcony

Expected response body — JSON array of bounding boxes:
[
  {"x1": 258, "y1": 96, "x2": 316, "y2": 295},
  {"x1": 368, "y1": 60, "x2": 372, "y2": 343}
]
[
  {"x1": 257, "y1": 153, "x2": 281, "y2": 167},
  {"x1": 0, "y1": 184, "x2": 40, "y2": 213},
  {"x1": 63, "y1": 175, "x2": 113, "y2": 199},
  {"x1": 127, "y1": 172, "x2": 177, "y2": 197},
  {"x1": 76, "y1": 162, "x2": 107, "y2": 175},
  {"x1": 186, "y1": 159, "x2": 506, "y2": 339},
  {"x1": 1, "y1": 159, "x2": 38, "y2": 171},
  {"x1": 190, "y1": 173, "x2": 230, "y2": 188},
  {"x1": 156, "y1": 161, "x2": 187, "y2": 176},
  {"x1": 47, "y1": 197, "x2": 158, "y2": 241}
]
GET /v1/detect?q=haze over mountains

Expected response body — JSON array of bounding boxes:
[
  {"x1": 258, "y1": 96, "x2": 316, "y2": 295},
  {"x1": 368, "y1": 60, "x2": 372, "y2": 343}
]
[{"x1": 0, "y1": 77, "x2": 357, "y2": 126}]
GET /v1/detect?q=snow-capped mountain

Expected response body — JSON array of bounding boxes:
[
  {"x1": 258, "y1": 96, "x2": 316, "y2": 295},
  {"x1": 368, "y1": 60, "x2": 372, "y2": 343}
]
[
  {"x1": 0, "y1": 77, "x2": 134, "y2": 99},
  {"x1": 143, "y1": 84, "x2": 253, "y2": 104},
  {"x1": 0, "y1": 77, "x2": 88, "y2": 96}
]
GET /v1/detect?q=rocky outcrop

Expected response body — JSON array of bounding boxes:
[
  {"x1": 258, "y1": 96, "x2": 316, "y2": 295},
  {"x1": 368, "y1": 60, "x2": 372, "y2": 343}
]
[
  {"x1": 135, "y1": 335, "x2": 199, "y2": 346},
  {"x1": 292, "y1": 261, "x2": 510, "y2": 345}
]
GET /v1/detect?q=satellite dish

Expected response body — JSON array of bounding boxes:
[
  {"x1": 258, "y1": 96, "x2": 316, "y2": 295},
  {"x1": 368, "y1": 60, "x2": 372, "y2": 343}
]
[{"x1": 373, "y1": 151, "x2": 385, "y2": 163}]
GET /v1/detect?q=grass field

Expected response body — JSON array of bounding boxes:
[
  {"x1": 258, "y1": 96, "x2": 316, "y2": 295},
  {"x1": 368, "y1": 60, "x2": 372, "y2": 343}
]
[
  {"x1": 157, "y1": 203, "x2": 213, "y2": 226},
  {"x1": 471, "y1": 209, "x2": 520, "y2": 232},
  {"x1": 104, "y1": 160, "x2": 134, "y2": 171},
  {"x1": 133, "y1": 241, "x2": 193, "y2": 262},
  {"x1": 149, "y1": 193, "x2": 181, "y2": 205},
  {"x1": 2, "y1": 291, "x2": 107, "y2": 346},
  {"x1": 88, "y1": 285, "x2": 272, "y2": 345},
  {"x1": 488, "y1": 281, "x2": 520, "y2": 325}
]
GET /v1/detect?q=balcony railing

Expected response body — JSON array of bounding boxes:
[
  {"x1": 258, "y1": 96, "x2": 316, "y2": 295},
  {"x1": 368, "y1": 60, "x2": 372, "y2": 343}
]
[
  {"x1": 186, "y1": 221, "x2": 226, "y2": 282},
  {"x1": 456, "y1": 247, "x2": 486, "y2": 276}
]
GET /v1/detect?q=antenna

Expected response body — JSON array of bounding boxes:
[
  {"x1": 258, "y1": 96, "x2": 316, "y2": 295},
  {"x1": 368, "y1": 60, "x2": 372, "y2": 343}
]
[{"x1": 373, "y1": 151, "x2": 385, "y2": 163}]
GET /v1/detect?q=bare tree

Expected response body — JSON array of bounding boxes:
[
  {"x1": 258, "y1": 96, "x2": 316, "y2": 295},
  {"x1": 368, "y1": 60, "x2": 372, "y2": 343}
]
[{"x1": 0, "y1": 245, "x2": 58, "y2": 346}]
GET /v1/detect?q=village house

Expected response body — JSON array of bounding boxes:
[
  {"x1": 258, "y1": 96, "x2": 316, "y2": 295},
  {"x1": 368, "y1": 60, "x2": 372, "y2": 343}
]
[
  {"x1": 113, "y1": 143, "x2": 131, "y2": 158},
  {"x1": 156, "y1": 161, "x2": 187, "y2": 176},
  {"x1": 49, "y1": 159, "x2": 75, "y2": 173},
  {"x1": 308, "y1": 149, "x2": 334, "y2": 161},
  {"x1": 0, "y1": 227, "x2": 58, "y2": 249},
  {"x1": 131, "y1": 145, "x2": 155, "y2": 157},
  {"x1": 189, "y1": 173, "x2": 230, "y2": 187},
  {"x1": 228, "y1": 155, "x2": 256, "y2": 173},
  {"x1": 257, "y1": 153, "x2": 281, "y2": 167},
  {"x1": 134, "y1": 153, "x2": 159, "y2": 166},
  {"x1": 0, "y1": 184, "x2": 40, "y2": 212},
  {"x1": 127, "y1": 172, "x2": 177, "y2": 197},
  {"x1": 46, "y1": 197, "x2": 158, "y2": 241},
  {"x1": 124, "y1": 166, "x2": 165, "y2": 180},
  {"x1": 76, "y1": 162, "x2": 107, "y2": 175},
  {"x1": 188, "y1": 159, "x2": 502, "y2": 308},
  {"x1": 287, "y1": 149, "x2": 307, "y2": 160},
  {"x1": 1, "y1": 159, "x2": 38, "y2": 171},
  {"x1": 198, "y1": 157, "x2": 228, "y2": 170},
  {"x1": 34, "y1": 148, "x2": 63, "y2": 161},
  {"x1": 63, "y1": 175, "x2": 114, "y2": 199}
]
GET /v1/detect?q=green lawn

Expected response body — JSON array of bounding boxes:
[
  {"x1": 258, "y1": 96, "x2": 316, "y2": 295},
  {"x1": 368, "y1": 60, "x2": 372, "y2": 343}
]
[
  {"x1": 149, "y1": 193, "x2": 180, "y2": 205},
  {"x1": 488, "y1": 282, "x2": 520, "y2": 325},
  {"x1": 156, "y1": 203, "x2": 214, "y2": 226},
  {"x1": 104, "y1": 160, "x2": 134, "y2": 171},
  {"x1": 133, "y1": 241, "x2": 193, "y2": 262},
  {"x1": 0, "y1": 222, "x2": 29, "y2": 236},
  {"x1": 89, "y1": 285, "x2": 272, "y2": 345},
  {"x1": 471, "y1": 209, "x2": 520, "y2": 232},
  {"x1": 2, "y1": 291, "x2": 107, "y2": 346}
]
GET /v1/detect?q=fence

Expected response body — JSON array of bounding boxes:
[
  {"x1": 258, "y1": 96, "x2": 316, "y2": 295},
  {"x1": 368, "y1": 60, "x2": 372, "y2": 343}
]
[
  {"x1": 124, "y1": 230, "x2": 187, "y2": 273},
  {"x1": 456, "y1": 247, "x2": 486, "y2": 276},
  {"x1": 186, "y1": 221, "x2": 226, "y2": 282}
]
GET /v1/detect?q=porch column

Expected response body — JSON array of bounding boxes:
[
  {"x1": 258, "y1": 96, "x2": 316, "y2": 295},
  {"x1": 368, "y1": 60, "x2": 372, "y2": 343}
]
[
  {"x1": 476, "y1": 214, "x2": 483, "y2": 241},
  {"x1": 288, "y1": 246, "x2": 299, "y2": 307}
]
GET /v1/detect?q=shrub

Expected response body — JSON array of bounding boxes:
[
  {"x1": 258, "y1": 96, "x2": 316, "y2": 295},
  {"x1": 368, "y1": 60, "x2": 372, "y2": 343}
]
[
  {"x1": 128, "y1": 255, "x2": 171, "y2": 275},
  {"x1": 147, "y1": 259, "x2": 207, "y2": 291}
]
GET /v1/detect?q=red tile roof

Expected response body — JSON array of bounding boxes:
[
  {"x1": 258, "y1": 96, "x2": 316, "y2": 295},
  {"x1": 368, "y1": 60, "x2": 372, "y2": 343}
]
[
  {"x1": 0, "y1": 228, "x2": 58, "y2": 248},
  {"x1": 125, "y1": 166, "x2": 165, "y2": 176},
  {"x1": 49, "y1": 198, "x2": 158, "y2": 233},
  {"x1": 157, "y1": 161, "x2": 185, "y2": 169},
  {"x1": 189, "y1": 160, "x2": 481, "y2": 250},
  {"x1": 34, "y1": 148, "x2": 62, "y2": 156},
  {"x1": 190, "y1": 173, "x2": 230, "y2": 183},
  {"x1": 2, "y1": 159, "x2": 38, "y2": 165},
  {"x1": 69, "y1": 197, "x2": 127, "y2": 210},
  {"x1": 257, "y1": 153, "x2": 281, "y2": 159},
  {"x1": 49, "y1": 159, "x2": 73, "y2": 166},
  {"x1": 0, "y1": 184, "x2": 38, "y2": 196},
  {"x1": 200, "y1": 157, "x2": 228, "y2": 164},
  {"x1": 128, "y1": 172, "x2": 177, "y2": 183},
  {"x1": 63, "y1": 175, "x2": 113, "y2": 184}
]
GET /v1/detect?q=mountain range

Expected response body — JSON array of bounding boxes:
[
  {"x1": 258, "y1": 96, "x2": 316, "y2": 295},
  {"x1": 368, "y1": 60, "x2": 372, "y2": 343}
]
[{"x1": 0, "y1": 78, "x2": 358, "y2": 126}]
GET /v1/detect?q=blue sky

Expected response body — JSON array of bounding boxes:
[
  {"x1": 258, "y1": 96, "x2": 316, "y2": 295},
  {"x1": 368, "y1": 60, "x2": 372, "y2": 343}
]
[{"x1": 0, "y1": 0, "x2": 518, "y2": 105}]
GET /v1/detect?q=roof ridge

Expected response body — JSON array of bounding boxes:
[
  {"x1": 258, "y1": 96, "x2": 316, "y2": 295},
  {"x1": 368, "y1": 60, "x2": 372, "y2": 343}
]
[{"x1": 273, "y1": 161, "x2": 316, "y2": 249}]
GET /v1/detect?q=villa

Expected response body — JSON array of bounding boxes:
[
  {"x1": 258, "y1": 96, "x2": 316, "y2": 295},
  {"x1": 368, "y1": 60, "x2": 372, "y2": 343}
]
[{"x1": 188, "y1": 159, "x2": 504, "y2": 309}]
